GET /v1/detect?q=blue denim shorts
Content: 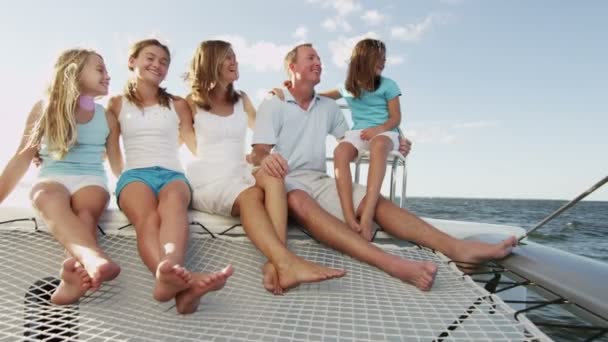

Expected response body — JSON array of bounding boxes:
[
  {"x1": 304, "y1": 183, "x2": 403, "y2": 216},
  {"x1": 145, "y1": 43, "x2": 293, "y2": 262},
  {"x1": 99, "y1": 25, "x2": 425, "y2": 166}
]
[{"x1": 115, "y1": 166, "x2": 191, "y2": 206}]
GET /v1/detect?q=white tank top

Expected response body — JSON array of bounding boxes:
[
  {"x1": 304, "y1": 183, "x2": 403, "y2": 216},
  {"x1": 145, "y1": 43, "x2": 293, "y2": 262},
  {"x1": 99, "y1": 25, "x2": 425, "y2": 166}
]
[
  {"x1": 187, "y1": 97, "x2": 249, "y2": 187},
  {"x1": 118, "y1": 98, "x2": 183, "y2": 172}
]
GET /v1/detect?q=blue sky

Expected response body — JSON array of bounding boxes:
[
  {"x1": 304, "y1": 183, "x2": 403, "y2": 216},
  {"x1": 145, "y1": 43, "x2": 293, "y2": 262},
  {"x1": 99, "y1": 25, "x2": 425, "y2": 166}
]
[{"x1": 0, "y1": 0, "x2": 606, "y2": 202}]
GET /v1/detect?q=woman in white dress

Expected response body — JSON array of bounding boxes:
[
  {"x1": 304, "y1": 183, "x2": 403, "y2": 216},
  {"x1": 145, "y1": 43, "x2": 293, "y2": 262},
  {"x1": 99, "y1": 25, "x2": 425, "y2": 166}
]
[{"x1": 185, "y1": 40, "x2": 345, "y2": 294}]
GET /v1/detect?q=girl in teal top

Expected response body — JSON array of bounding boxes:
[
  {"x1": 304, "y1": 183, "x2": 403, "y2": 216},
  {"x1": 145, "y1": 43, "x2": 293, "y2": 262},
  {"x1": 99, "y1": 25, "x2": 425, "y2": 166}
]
[
  {"x1": 322, "y1": 39, "x2": 403, "y2": 240},
  {"x1": 0, "y1": 48, "x2": 121, "y2": 305}
]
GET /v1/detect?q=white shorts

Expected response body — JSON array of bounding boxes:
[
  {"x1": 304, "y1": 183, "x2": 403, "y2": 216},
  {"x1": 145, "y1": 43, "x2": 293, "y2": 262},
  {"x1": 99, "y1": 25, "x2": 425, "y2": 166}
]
[
  {"x1": 191, "y1": 171, "x2": 256, "y2": 217},
  {"x1": 285, "y1": 170, "x2": 367, "y2": 222},
  {"x1": 33, "y1": 175, "x2": 109, "y2": 195},
  {"x1": 341, "y1": 129, "x2": 399, "y2": 156}
]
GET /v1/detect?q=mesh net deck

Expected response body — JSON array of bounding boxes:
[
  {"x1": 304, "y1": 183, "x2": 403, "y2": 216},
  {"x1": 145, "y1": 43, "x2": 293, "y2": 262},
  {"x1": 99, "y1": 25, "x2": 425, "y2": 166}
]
[{"x1": 0, "y1": 221, "x2": 548, "y2": 341}]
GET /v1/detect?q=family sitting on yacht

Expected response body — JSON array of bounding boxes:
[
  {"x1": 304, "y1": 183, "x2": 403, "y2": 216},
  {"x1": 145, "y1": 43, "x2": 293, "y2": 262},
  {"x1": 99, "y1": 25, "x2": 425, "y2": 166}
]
[{"x1": 0, "y1": 38, "x2": 517, "y2": 315}]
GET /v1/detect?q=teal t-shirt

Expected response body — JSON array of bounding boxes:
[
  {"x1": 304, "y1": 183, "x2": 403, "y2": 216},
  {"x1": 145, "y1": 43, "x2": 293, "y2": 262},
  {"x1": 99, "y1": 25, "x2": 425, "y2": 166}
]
[{"x1": 338, "y1": 76, "x2": 401, "y2": 131}]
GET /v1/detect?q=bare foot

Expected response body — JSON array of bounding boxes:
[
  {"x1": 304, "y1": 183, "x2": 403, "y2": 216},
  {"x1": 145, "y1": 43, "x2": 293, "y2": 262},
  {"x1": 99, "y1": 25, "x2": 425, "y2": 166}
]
[
  {"x1": 51, "y1": 258, "x2": 92, "y2": 305},
  {"x1": 450, "y1": 236, "x2": 518, "y2": 272},
  {"x1": 79, "y1": 252, "x2": 121, "y2": 290},
  {"x1": 385, "y1": 256, "x2": 438, "y2": 291},
  {"x1": 175, "y1": 265, "x2": 234, "y2": 314},
  {"x1": 276, "y1": 256, "x2": 346, "y2": 292},
  {"x1": 153, "y1": 260, "x2": 192, "y2": 302},
  {"x1": 262, "y1": 262, "x2": 282, "y2": 295}
]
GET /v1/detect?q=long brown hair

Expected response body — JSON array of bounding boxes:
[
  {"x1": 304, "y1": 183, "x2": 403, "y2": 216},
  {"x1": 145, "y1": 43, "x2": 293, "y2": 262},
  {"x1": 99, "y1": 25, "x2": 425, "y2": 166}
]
[
  {"x1": 26, "y1": 49, "x2": 98, "y2": 159},
  {"x1": 185, "y1": 40, "x2": 240, "y2": 110},
  {"x1": 345, "y1": 38, "x2": 386, "y2": 98},
  {"x1": 123, "y1": 39, "x2": 173, "y2": 109}
]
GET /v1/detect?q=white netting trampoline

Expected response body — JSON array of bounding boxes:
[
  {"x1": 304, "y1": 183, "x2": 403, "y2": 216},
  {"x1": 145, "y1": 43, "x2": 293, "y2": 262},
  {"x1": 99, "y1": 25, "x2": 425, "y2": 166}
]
[{"x1": 0, "y1": 217, "x2": 548, "y2": 341}]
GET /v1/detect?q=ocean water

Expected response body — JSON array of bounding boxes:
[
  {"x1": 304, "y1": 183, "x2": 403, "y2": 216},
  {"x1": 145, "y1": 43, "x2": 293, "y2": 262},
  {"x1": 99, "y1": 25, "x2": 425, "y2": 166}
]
[{"x1": 405, "y1": 197, "x2": 608, "y2": 342}]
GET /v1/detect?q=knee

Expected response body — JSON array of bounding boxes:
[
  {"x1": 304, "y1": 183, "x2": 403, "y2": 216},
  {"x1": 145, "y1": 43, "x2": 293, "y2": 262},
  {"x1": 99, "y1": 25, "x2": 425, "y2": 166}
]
[
  {"x1": 287, "y1": 190, "x2": 311, "y2": 218},
  {"x1": 256, "y1": 169, "x2": 285, "y2": 191},
  {"x1": 241, "y1": 186, "x2": 265, "y2": 203},
  {"x1": 131, "y1": 211, "x2": 160, "y2": 230},
  {"x1": 334, "y1": 144, "x2": 355, "y2": 163},
  {"x1": 31, "y1": 188, "x2": 64, "y2": 211},
  {"x1": 370, "y1": 136, "x2": 392, "y2": 154}
]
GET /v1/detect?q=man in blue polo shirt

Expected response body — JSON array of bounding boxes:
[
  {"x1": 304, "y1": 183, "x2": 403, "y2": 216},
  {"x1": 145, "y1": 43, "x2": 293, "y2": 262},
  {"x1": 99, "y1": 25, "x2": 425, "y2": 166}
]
[{"x1": 250, "y1": 43, "x2": 517, "y2": 291}]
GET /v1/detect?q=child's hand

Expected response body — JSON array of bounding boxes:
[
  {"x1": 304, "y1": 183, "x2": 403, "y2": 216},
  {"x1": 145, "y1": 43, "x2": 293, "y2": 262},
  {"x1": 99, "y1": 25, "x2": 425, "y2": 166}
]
[
  {"x1": 398, "y1": 136, "x2": 412, "y2": 157},
  {"x1": 360, "y1": 127, "x2": 384, "y2": 140}
]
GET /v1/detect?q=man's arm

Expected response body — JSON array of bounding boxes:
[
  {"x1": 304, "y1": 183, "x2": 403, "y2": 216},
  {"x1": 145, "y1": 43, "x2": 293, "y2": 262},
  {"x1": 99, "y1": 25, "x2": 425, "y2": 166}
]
[{"x1": 251, "y1": 144, "x2": 288, "y2": 178}]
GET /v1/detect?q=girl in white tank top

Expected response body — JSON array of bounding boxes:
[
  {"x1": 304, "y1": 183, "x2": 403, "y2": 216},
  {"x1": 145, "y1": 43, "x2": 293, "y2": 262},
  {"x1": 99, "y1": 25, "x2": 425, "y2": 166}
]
[
  {"x1": 184, "y1": 40, "x2": 345, "y2": 295},
  {"x1": 106, "y1": 39, "x2": 233, "y2": 315}
]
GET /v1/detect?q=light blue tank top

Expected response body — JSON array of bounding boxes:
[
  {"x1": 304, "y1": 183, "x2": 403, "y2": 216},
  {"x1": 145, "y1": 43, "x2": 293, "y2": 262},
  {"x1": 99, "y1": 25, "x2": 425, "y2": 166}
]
[{"x1": 38, "y1": 104, "x2": 109, "y2": 182}]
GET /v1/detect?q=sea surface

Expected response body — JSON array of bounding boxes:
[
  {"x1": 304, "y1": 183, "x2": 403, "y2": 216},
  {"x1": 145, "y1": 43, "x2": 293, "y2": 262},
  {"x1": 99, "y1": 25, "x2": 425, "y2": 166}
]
[{"x1": 405, "y1": 197, "x2": 607, "y2": 342}]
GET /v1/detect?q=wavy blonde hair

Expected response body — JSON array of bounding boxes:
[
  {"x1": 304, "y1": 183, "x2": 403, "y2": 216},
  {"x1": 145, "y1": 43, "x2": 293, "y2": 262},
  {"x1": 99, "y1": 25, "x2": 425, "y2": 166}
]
[
  {"x1": 26, "y1": 48, "x2": 98, "y2": 159},
  {"x1": 185, "y1": 40, "x2": 240, "y2": 111},
  {"x1": 345, "y1": 38, "x2": 386, "y2": 98},
  {"x1": 123, "y1": 39, "x2": 173, "y2": 109}
]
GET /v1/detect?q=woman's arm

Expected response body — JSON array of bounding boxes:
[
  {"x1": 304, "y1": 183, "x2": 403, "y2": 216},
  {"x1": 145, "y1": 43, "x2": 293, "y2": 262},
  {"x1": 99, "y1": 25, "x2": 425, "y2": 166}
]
[
  {"x1": 241, "y1": 91, "x2": 256, "y2": 129},
  {"x1": 175, "y1": 96, "x2": 197, "y2": 155},
  {"x1": 105, "y1": 96, "x2": 124, "y2": 178},
  {"x1": 0, "y1": 101, "x2": 43, "y2": 203}
]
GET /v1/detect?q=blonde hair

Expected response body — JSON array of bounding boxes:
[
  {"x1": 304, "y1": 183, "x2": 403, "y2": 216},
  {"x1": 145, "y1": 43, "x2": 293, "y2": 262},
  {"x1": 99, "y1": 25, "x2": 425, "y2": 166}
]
[
  {"x1": 345, "y1": 38, "x2": 386, "y2": 98},
  {"x1": 123, "y1": 39, "x2": 173, "y2": 109},
  {"x1": 185, "y1": 40, "x2": 240, "y2": 110},
  {"x1": 283, "y1": 43, "x2": 313, "y2": 78},
  {"x1": 26, "y1": 48, "x2": 99, "y2": 159}
]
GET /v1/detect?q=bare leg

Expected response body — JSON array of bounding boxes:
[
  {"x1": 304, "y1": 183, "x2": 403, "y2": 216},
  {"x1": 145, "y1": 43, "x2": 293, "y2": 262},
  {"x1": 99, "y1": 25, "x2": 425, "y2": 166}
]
[
  {"x1": 333, "y1": 143, "x2": 361, "y2": 233},
  {"x1": 288, "y1": 190, "x2": 437, "y2": 290},
  {"x1": 233, "y1": 186, "x2": 346, "y2": 294},
  {"x1": 31, "y1": 182, "x2": 120, "y2": 295},
  {"x1": 155, "y1": 181, "x2": 193, "y2": 302},
  {"x1": 374, "y1": 198, "x2": 517, "y2": 267},
  {"x1": 253, "y1": 169, "x2": 287, "y2": 293},
  {"x1": 359, "y1": 136, "x2": 392, "y2": 241},
  {"x1": 119, "y1": 182, "x2": 191, "y2": 303}
]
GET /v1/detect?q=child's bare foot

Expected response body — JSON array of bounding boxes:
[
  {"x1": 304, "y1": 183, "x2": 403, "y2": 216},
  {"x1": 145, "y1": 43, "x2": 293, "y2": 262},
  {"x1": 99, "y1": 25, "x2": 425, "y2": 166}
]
[
  {"x1": 175, "y1": 265, "x2": 234, "y2": 314},
  {"x1": 80, "y1": 252, "x2": 121, "y2": 290},
  {"x1": 153, "y1": 260, "x2": 192, "y2": 302},
  {"x1": 51, "y1": 258, "x2": 91, "y2": 305},
  {"x1": 276, "y1": 256, "x2": 346, "y2": 292},
  {"x1": 262, "y1": 262, "x2": 282, "y2": 295},
  {"x1": 385, "y1": 256, "x2": 438, "y2": 291},
  {"x1": 450, "y1": 236, "x2": 518, "y2": 273}
]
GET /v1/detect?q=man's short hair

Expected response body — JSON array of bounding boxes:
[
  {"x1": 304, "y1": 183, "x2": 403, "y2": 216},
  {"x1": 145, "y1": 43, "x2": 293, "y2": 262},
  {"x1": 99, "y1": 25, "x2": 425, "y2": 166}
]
[{"x1": 284, "y1": 43, "x2": 313, "y2": 78}]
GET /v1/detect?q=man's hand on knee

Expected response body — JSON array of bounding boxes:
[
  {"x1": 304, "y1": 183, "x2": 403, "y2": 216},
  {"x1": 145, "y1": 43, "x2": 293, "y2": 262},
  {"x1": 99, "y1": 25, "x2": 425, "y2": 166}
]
[{"x1": 261, "y1": 153, "x2": 289, "y2": 178}]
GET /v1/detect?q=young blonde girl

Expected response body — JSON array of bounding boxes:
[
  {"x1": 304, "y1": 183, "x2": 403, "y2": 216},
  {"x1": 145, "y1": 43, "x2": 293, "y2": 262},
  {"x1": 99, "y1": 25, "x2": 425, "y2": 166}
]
[
  {"x1": 185, "y1": 40, "x2": 345, "y2": 294},
  {"x1": 0, "y1": 48, "x2": 121, "y2": 304},
  {"x1": 106, "y1": 39, "x2": 232, "y2": 314}
]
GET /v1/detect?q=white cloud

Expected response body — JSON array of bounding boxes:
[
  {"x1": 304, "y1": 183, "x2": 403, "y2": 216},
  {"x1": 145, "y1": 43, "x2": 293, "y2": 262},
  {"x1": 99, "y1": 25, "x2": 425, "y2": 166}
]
[
  {"x1": 322, "y1": 16, "x2": 352, "y2": 32},
  {"x1": 328, "y1": 31, "x2": 380, "y2": 68},
  {"x1": 293, "y1": 26, "x2": 308, "y2": 40},
  {"x1": 361, "y1": 9, "x2": 386, "y2": 26},
  {"x1": 391, "y1": 15, "x2": 436, "y2": 42},
  {"x1": 405, "y1": 120, "x2": 499, "y2": 144},
  {"x1": 214, "y1": 35, "x2": 293, "y2": 72},
  {"x1": 387, "y1": 55, "x2": 405, "y2": 66},
  {"x1": 308, "y1": 0, "x2": 362, "y2": 16},
  {"x1": 452, "y1": 121, "x2": 499, "y2": 129}
]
